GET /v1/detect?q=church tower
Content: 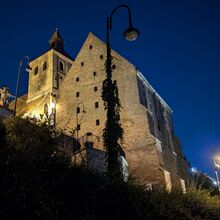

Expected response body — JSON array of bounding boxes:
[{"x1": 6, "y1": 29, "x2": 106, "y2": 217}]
[{"x1": 26, "y1": 29, "x2": 74, "y2": 118}]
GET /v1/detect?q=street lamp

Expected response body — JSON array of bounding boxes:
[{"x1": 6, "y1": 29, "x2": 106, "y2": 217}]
[
  {"x1": 109, "y1": 5, "x2": 140, "y2": 41},
  {"x1": 14, "y1": 56, "x2": 32, "y2": 116},
  {"x1": 102, "y1": 5, "x2": 139, "y2": 179},
  {"x1": 213, "y1": 155, "x2": 220, "y2": 194}
]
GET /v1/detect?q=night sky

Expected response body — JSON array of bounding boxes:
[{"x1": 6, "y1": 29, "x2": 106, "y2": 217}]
[{"x1": 0, "y1": 0, "x2": 220, "y2": 178}]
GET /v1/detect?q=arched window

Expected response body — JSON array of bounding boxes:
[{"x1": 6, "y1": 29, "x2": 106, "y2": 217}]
[{"x1": 59, "y1": 61, "x2": 64, "y2": 71}]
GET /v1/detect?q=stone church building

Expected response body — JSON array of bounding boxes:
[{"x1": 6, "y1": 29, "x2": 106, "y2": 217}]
[{"x1": 11, "y1": 30, "x2": 189, "y2": 191}]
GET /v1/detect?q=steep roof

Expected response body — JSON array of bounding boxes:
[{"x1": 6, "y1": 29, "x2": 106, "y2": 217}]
[{"x1": 49, "y1": 29, "x2": 64, "y2": 46}]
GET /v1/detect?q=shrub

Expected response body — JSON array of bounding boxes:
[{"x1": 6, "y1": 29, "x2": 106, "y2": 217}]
[{"x1": 0, "y1": 117, "x2": 219, "y2": 219}]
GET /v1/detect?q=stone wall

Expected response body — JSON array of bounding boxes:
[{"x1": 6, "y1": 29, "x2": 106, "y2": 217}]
[
  {"x1": 87, "y1": 148, "x2": 107, "y2": 174},
  {"x1": 28, "y1": 50, "x2": 53, "y2": 103},
  {"x1": 136, "y1": 71, "x2": 189, "y2": 188}
]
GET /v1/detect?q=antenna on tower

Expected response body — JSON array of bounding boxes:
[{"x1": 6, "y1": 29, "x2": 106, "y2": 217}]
[{"x1": 55, "y1": 15, "x2": 60, "y2": 32}]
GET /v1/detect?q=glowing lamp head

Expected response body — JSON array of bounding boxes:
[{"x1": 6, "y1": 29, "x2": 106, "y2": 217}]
[
  {"x1": 191, "y1": 167, "x2": 198, "y2": 173},
  {"x1": 123, "y1": 27, "x2": 140, "y2": 41},
  {"x1": 50, "y1": 102, "x2": 55, "y2": 109},
  {"x1": 213, "y1": 180, "x2": 218, "y2": 186}
]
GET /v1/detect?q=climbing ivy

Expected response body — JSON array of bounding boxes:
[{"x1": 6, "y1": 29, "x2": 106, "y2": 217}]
[{"x1": 102, "y1": 44, "x2": 124, "y2": 181}]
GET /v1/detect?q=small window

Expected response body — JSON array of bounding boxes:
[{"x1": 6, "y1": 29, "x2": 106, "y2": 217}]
[
  {"x1": 93, "y1": 71, "x2": 97, "y2": 76},
  {"x1": 77, "y1": 107, "x2": 80, "y2": 113},
  {"x1": 43, "y1": 61, "x2": 47, "y2": 70},
  {"x1": 34, "y1": 66, "x2": 38, "y2": 75},
  {"x1": 113, "y1": 80, "x2": 117, "y2": 84},
  {"x1": 94, "y1": 86, "x2": 98, "y2": 92},
  {"x1": 76, "y1": 92, "x2": 80, "y2": 97},
  {"x1": 77, "y1": 124, "x2": 81, "y2": 130},
  {"x1": 59, "y1": 61, "x2": 64, "y2": 71},
  {"x1": 96, "y1": 119, "x2": 100, "y2": 126},
  {"x1": 112, "y1": 64, "x2": 116, "y2": 69},
  {"x1": 76, "y1": 77, "x2": 79, "y2": 82},
  {"x1": 81, "y1": 62, "x2": 84, "y2": 66},
  {"x1": 89, "y1": 45, "x2": 93, "y2": 49},
  {"x1": 100, "y1": 55, "x2": 104, "y2": 59},
  {"x1": 95, "y1": 102, "x2": 99, "y2": 108}
]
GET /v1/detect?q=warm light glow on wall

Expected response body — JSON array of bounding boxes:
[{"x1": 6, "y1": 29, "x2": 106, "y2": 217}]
[
  {"x1": 48, "y1": 102, "x2": 56, "y2": 114},
  {"x1": 50, "y1": 102, "x2": 55, "y2": 109},
  {"x1": 23, "y1": 110, "x2": 41, "y2": 120},
  {"x1": 55, "y1": 103, "x2": 60, "y2": 110}
]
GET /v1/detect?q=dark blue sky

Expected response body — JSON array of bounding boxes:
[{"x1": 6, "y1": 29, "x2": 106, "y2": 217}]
[{"x1": 0, "y1": 0, "x2": 220, "y2": 178}]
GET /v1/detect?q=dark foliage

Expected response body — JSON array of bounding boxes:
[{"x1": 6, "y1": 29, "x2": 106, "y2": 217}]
[
  {"x1": 0, "y1": 117, "x2": 220, "y2": 220},
  {"x1": 102, "y1": 43, "x2": 124, "y2": 181}
]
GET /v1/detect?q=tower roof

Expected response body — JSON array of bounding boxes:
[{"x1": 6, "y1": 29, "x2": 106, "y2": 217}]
[
  {"x1": 49, "y1": 29, "x2": 64, "y2": 43},
  {"x1": 49, "y1": 29, "x2": 64, "y2": 51}
]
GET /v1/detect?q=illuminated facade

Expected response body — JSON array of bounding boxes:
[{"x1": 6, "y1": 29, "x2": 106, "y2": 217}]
[{"x1": 11, "y1": 30, "x2": 189, "y2": 190}]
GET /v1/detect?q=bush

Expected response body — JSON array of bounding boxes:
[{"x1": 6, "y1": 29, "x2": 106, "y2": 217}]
[{"x1": 0, "y1": 117, "x2": 219, "y2": 220}]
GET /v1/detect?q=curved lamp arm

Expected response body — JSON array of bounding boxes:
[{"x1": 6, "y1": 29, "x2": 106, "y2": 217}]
[
  {"x1": 109, "y1": 4, "x2": 132, "y2": 30},
  {"x1": 108, "y1": 4, "x2": 140, "y2": 41}
]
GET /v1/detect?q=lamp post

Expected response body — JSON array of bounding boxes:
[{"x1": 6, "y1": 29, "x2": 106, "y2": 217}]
[
  {"x1": 75, "y1": 103, "x2": 86, "y2": 139},
  {"x1": 72, "y1": 103, "x2": 86, "y2": 164},
  {"x1": 213, "y1": 155, "x2": 220, "y2": 194},
  {"x1": 13, "y1": 56, "x2": 32, "y2": 116},
  {"x1": 102, "y1": 5, "x2": 140, "y2": 179}
]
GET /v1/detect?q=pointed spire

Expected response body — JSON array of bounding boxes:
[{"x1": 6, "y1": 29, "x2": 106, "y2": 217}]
[{"x1": 49, "y1": 29, "x2": 64, "y2": 51}]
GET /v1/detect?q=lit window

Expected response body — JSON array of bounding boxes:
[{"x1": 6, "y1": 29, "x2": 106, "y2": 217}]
[
  {"x1": 34, "y1": 66, "x2": 38, "y2": 75},
  {"x1": 95, "y1": 102, "x2": 99, "y2": 108},
  {"x1": 59, "y1": 61, "x2": 64, "y2": 71},
  {"x1": 76, "y1": 92, "x2": 80, "y2": 97},
  {"x1": 43, "y1": 61, "x2": 47, "y2": 70},
  {"x1": 76, "y1": 77, "x2": 79, "y2": 82},
  {"x1": 93, "y1": 71, "x2": 96, "y2": 76},
  {"x1": 94, "y1": 86, "x2": 98, "y2": 92},
  {"x1": 96, "y1": 119, "x2": 100, "y2": 126},
  {"x1": 81, "y1": 62, "x2": 84, "y2": 66}
]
